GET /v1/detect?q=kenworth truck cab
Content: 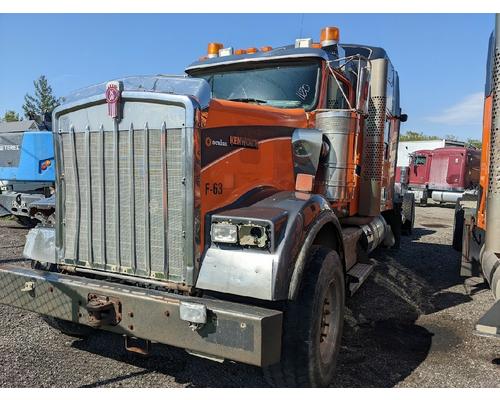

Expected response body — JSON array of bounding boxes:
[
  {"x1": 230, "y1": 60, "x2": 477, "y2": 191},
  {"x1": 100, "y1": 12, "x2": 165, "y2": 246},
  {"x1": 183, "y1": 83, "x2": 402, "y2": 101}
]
[
  {"x1": 0, "y1": 26, "x2": 411, "y2": 387},
  {"x1": 453, "y1": 15, "x2": 500, "y2": 339}
]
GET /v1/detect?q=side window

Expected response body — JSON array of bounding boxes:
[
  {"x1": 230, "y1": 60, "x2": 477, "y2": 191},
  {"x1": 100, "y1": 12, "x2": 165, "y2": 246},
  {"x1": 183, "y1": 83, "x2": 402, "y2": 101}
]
[
  {"x1": 384, "y1": 118, "x2": 391, "y2": 160},
  {"x1": 327, "y1": 75, "x2": 350, "y2": 109}
]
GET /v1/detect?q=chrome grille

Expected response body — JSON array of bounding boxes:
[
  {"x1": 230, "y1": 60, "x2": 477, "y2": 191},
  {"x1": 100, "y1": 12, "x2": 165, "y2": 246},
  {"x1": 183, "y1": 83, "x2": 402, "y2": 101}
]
[{"x1": 60, "y1": 113, "x2": 186, "y2": 283}]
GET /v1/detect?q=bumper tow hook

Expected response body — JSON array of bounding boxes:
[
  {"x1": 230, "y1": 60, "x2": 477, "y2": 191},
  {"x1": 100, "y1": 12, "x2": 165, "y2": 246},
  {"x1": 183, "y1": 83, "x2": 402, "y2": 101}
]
[{"x1": 86, "y1": 294, "x2": 122, "y2": 327}]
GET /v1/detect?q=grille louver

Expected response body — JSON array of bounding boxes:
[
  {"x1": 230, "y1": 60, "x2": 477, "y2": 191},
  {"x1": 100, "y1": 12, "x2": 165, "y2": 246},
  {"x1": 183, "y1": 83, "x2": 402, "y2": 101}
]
[{"x1": 58, "y1": 101, "x2": 188, "y2": 283}]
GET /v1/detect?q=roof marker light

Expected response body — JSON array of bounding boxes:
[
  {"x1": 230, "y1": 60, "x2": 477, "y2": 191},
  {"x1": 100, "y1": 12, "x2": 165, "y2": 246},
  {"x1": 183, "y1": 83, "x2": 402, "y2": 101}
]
[
  {"x1": 246, "y1": 47, "x2": 258, "y2": 54},
  {"x1": 320, "y1": 27, "x2": 340, "y2": 47},
  {"x1": 295, "y1": 38, "x2": 312, "y2": 48},
  {"x1": 260, "y1": 46, "x2": 272, "y2": 52},
  {"x1": 207, "y1": 42, "x2": 224, "y2": 58},
  {"x1": 218, "y1": 47, "x2": 234, "y2": 57},
  {"x1": 234, "y1": 49, "x2": 247, "y2": 55}
]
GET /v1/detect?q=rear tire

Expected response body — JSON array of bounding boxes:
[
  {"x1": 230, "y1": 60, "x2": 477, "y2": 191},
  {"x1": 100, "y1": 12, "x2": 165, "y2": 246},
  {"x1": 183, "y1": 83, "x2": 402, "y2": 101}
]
[
  {"x1": 452, "y1": 204, "x2": 464, "y2": 252},
  {"x1": 42, "y1": 316, "x2": 95, "y2": 338},
  {"x1": 264, "y1": 246, "x2": 345, "y2": 387},
  {"x1": 402, "y1": 193, "x2": 415, "y2": 235}
]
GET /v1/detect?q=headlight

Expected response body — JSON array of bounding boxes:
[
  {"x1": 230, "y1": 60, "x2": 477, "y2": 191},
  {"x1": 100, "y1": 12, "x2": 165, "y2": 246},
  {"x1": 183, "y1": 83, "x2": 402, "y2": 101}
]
[
  {"x1": 211, "y1": 222, "x2": 238, "y2": 244},
  {"x1": 238, "y1": 224, "x2": 268, "y2": 248}
]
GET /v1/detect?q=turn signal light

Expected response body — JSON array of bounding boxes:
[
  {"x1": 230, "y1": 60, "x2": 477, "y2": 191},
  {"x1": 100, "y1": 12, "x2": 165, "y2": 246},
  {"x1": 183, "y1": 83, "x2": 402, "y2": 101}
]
[
  {"x1": 40, "y1": 159, "x2": 51, "y2": 171},
  {"x1": 320, "y1": 27, "x2": 340, "y2": 47},
  {"x1": 207, "y1": 42, "x2": 224, "y2": 58}
]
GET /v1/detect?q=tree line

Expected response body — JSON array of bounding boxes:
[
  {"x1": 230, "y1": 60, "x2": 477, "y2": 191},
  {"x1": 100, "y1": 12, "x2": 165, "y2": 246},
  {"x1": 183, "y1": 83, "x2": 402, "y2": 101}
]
[{"x1": 1, "y1": 75, "x2": 60, "y2": 124}]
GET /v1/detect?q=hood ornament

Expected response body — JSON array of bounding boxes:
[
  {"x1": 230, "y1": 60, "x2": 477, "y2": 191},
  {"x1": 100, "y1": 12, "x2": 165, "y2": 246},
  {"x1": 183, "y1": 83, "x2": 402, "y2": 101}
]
[{"x1": 106, "y1": 81, "x2": 121, "y2": 119}]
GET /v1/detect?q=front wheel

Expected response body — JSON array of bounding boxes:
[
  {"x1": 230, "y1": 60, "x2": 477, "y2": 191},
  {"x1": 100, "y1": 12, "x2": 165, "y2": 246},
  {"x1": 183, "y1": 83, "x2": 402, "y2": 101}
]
[{"x1": 264, "y1": 246, "x2": 345, "y2": 387}]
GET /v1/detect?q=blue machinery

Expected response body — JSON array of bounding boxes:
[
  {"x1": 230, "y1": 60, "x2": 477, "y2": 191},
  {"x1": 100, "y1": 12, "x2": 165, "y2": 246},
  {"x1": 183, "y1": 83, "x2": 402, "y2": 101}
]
[{"x1": 0, "y1": 131, "x2": 54, "y2": 220}]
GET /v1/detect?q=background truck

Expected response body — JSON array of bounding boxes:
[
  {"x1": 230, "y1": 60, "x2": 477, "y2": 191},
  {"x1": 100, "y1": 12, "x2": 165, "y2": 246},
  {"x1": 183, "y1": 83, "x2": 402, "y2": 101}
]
[
  {"x1": 453, "y1": 14, "x2": 500, "y2": 339},
  {"x1": 395, "y1": 138, "x2": 466, "y2": 198},
  {"x1": 0, "y1": 26, "x2": 411, "y2": 387},
  {"x1": 0, "y1": 124, "x2": 55, "y2": 226},
  {"x1": 408, "y1": 146, "x2": 480, "y2": 205}
]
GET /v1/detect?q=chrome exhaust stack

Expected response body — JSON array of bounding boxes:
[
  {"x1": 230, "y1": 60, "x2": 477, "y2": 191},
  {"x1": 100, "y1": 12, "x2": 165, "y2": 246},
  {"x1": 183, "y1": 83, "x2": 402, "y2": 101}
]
[{"x1": 482, "y1": 14, "x2": 500, "y2": 301}]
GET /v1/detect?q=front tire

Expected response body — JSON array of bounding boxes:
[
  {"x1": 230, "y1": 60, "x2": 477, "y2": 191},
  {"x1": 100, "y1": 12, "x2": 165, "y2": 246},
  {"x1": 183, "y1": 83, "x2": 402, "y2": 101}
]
[{"x1": 264, "y1": 246, "x2": 345, "y2": 387}]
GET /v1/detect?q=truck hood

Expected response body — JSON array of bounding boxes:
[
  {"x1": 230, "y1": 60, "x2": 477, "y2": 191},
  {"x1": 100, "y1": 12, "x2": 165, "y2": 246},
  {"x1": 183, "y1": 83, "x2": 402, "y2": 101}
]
[{"x1": 60, "y1": 75, "x2": 212, "y2": 110}]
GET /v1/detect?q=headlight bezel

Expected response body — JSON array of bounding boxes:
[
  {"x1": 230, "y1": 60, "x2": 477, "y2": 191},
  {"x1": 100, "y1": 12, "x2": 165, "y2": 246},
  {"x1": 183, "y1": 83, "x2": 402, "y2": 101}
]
[
  {"x1": 211, "y1": 220, "x2": 271, "y2": 249},
  {"x1": 210, "y1": 208, "x2": 288, "y2": 252}
]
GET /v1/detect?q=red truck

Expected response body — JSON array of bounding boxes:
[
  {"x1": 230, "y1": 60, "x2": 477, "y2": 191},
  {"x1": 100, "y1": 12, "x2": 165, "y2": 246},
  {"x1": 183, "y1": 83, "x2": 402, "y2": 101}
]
[{"x1": 407, "y1": 146, "x2": 480, "y2": 205}]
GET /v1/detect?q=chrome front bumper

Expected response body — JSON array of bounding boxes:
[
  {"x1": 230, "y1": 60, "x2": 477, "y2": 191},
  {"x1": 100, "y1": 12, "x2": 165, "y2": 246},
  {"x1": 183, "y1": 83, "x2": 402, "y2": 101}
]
[{"x1": 0, "y1": 264, "x2": 282, "y2": 367}]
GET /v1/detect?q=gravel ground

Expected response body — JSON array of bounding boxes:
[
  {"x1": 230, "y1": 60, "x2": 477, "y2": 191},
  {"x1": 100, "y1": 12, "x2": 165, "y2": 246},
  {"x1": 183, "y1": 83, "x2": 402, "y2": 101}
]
[{"x1": 0, "y1": 205, "x2": 499, "y2": 387}]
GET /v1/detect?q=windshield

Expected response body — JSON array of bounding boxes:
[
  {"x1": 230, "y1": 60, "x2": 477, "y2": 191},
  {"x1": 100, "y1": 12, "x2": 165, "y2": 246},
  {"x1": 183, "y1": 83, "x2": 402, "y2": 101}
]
[
  {"x1": 190, "y1": 59, "x2": 322, "y2": 110},
  {"x1": 413, "y1": 155, "x2": 427, "y2": 166}
]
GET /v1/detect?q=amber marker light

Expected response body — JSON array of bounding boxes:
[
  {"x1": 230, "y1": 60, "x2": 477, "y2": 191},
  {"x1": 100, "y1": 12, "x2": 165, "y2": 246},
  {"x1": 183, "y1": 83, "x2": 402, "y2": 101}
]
[
  {"x1": 234, "y1": 49, "x2": 247, "y2": 55},
  {"x1": 207, "y1": 42, "x2": 224, "y2": 58},
  {"x1": 320, "y1": 27, "x2": 340, "y2": 47},
  {"x1": 246, "y1": 47, "x2": 258, "y2": 54},
  {"x1": 41, "y1": 159, "x2": 51, "y2": 171},
  {"x1": 260, "y1": 46, "x2": 272, "y2": 52}
]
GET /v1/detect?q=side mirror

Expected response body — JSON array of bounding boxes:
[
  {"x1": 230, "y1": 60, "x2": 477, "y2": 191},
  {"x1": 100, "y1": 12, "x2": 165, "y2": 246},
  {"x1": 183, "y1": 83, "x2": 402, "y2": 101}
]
[
  {"x1": 291, "y1": 128, "x2": 323, "y2": 177},
  {"x1": 399, "y1": 114, "x2": 408, "y2": 122}
]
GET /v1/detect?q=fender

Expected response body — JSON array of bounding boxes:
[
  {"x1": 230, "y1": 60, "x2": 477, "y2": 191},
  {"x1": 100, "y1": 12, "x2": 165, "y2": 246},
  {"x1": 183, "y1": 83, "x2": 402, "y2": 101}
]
[
  {"x1": 287, "y1": 209, "x2": 344, "y2": 300},
  {"x1": 196, "y1": 190, "x2": 344, "y2": 301}
]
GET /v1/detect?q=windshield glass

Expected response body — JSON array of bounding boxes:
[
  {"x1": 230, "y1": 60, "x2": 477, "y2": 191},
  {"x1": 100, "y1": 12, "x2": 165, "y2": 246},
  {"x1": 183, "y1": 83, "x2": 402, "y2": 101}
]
[
  {"x1": 190, "y1": 59, "x2": 322, "y2": 110},
  {"x1": 413, "y1": 155, "x2": 427, "y2": 166}
]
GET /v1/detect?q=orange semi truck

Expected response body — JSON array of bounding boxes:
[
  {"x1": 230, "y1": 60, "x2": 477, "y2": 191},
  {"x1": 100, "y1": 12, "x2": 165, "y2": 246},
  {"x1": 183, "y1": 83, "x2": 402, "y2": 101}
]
[
  {"x1": 0, "y1": 27, "x2": 411, "y2": 386},
  {"x1": 454, "y1": 15, "x2": 500, "y2": 338}
]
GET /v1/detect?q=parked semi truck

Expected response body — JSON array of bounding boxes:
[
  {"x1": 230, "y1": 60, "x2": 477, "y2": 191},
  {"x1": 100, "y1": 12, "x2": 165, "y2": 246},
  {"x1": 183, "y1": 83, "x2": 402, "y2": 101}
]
[
  {"x1": 408, "y1": 146, "x2": 480, "y2": 205},
  {"x1": 0, "y1": 129, "x2": 55, "y2": 225},
  {"x1": 0, "y1": 26, "x2": 412, "y2": 387},
  {"x1": 453, "y1": 14, "x2": 500, "y2": 338}
]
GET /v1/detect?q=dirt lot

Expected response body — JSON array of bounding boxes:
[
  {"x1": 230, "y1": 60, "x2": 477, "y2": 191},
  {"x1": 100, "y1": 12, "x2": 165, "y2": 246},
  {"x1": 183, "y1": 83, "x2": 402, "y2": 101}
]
[{"x1": 0, "y1": 205, "x2": 499, "y2": 388}]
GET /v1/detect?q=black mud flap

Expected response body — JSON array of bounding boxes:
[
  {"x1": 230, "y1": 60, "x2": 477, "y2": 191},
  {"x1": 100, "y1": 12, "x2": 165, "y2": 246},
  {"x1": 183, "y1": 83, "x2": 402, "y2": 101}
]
[{"x1": 474, "y1": 301, "x2": 500, "y2": 338}]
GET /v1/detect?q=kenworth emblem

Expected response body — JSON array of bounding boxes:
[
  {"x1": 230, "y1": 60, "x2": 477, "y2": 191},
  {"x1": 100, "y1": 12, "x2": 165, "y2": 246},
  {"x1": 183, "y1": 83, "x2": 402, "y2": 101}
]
[{"x1": 105, "y1": 81, "x2": 121, "y2": 119}]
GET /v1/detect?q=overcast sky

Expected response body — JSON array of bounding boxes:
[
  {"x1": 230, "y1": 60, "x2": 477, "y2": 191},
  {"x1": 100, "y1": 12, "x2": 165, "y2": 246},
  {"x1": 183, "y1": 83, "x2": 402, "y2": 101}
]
[{"x1": 0, "y1": 13, "x2": 494, "y2": 140}]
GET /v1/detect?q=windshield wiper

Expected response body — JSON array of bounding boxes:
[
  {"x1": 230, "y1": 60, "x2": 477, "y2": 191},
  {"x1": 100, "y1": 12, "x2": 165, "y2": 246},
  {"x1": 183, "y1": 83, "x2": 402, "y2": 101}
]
[{"x1": 227, "y1": 97, "x2": 267, "y2": 104}]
